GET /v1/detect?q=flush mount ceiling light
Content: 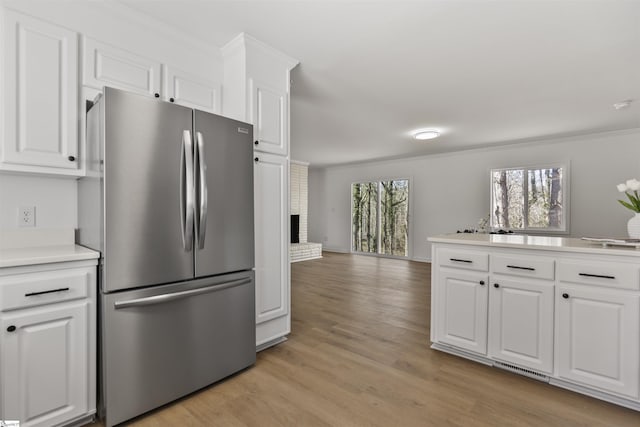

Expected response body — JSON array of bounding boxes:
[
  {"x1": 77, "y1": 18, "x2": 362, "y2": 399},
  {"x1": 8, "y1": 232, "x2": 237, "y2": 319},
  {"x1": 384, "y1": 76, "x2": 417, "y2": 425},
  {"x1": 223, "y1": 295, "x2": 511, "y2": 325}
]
[
  {"x1": 413, "y1": 130, "x2": 440, "y2": 140},
  {"x1": 613, "y1": 99, "x2": 633, "y2": 110}
]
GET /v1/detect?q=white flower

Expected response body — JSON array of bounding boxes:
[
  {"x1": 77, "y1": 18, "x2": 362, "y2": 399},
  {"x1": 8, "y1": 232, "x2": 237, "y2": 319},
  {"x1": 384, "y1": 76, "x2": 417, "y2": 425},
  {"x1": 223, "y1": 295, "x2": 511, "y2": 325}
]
[
  {"x1": 626, "y1": 179, "x2": 640, "y2": 191},
  {"x1": 617, "y1": 183, "x2": 628, "y2": 192}
]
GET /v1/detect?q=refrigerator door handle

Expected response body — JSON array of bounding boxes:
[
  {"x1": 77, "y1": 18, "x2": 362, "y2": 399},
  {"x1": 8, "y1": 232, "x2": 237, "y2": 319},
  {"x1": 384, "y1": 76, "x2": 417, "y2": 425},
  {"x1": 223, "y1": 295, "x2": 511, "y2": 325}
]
[
  {"x1": 180, "y1": 130, "x2": 195, "y2": 250},
  {"x1": 195, "y1": 131, "x2": 208, "y2": 249},
  {"x1": 113, "y1": 278, "x2": 252, "y2": 309}
]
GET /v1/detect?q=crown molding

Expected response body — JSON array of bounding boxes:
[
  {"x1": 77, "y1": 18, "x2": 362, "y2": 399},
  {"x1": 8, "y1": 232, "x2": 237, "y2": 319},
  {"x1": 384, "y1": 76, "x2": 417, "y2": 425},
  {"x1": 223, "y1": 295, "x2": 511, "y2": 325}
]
[
  {"x1": 108, "y1": 1, "x2": 220, "y2": 57},
  {"x1": 221, "y1": 32, "x2": 299, "y2": 70}
]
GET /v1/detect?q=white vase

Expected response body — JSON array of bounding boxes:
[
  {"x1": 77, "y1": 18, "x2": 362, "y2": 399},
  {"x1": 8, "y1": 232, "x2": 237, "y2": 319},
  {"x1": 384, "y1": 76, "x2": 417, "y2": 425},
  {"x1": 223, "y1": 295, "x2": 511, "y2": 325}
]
[{"x1": 628, "y1": 213, "x2": 640, "y2": 239}]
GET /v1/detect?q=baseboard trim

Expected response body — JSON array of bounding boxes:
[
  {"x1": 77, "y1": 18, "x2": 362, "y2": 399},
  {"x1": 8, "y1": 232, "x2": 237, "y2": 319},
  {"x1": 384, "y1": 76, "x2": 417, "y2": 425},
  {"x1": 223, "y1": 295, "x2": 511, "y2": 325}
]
[
  {"x1": 322, "y1": 247, "x2": 350, "y2": 254},
  {"x1": 430, "y1": 342, "x2": 493, "y2": 366},
  {"x1": 431, "y1": 342, "x2": 640, "y2": 411},
  {"x1": 291, "y1": 255, "x2": 322, "y2": 263},
  {"x1": 256, "y1": 336, "x2": 287, "y2": 352},
  {"x1": 549, "y1": 378, "x2": 640, "y2": 411}
]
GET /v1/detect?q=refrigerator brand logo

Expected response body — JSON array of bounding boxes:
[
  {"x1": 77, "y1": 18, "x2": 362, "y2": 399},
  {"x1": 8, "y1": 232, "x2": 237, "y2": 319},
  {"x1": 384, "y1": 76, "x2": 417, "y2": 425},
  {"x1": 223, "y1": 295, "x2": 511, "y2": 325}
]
[{"x1": 237, "y1": 127, "x2": 249, "y2": 134}]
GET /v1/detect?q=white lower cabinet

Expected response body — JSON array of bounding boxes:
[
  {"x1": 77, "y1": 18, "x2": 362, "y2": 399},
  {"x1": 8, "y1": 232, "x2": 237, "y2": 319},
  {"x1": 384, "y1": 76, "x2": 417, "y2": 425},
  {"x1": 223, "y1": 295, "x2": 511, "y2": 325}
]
[
  {"x1": 0, "y1": 261, "x2": 97, "y2": 427},
  {"x1": 1, "y1": 302, "x2": 89, "y2": 426},
  {"x1": 254, "y1": 152, "x2": 290, "y2": 348},
  {"x1": 436, "y1": 269, "x2": 488, "y2": 354},
  {"x1": 488, "y1": 277, "x2": 554, "y2": 374},
  {"x1": 430, "y1": 238, "x2": 640, "y2": 411},
  {"x1": 557, "y1": 285, "x2": 640, "y2": 398}
]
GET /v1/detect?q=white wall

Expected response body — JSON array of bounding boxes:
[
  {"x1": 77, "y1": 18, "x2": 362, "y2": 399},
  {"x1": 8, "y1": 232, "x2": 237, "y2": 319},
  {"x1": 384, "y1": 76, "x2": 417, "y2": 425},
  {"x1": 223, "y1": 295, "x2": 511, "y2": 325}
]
[
  {"x1": 308, "y1": 129, "x2": 640, "y2": 262},
  {"x1": 0, "y1": 174, "x2": 76, "y2": 229},
  {"x1": 0, "y1": 1, "x2": 223, "y2": 232}
]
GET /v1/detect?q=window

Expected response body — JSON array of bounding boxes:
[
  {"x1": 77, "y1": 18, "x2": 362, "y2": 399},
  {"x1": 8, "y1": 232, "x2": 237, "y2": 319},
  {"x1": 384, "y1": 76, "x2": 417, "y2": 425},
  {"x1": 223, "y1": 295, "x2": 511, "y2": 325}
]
[
  {"x1": 490, "y1": 165, "x2": 567, "y2": 232},
  {"x1": 352, "y1": 179, "x2": 409, "y2": 257}
]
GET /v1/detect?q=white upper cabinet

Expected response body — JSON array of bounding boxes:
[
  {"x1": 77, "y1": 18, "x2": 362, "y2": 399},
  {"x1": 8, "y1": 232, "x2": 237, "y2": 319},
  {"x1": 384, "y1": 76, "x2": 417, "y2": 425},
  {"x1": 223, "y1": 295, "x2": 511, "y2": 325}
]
[
  {"x1": 221, "y1": 33, "x2": 298, "y2": 156},
  {"x1": 1, "y1": 10, "x2": 80, "y2": 175},
  {"x1": 83, "y1": 37, "x2": 161, "y2": 97},
  {"x1": 250, "y1": 78, "x2": 287, "y2": 155},
  {"x1": 83, "y1": 38, "x2": 221, "y2": 114},
  {"x1": 165, "y1": 66, "x2": 221, "y2": 113}
]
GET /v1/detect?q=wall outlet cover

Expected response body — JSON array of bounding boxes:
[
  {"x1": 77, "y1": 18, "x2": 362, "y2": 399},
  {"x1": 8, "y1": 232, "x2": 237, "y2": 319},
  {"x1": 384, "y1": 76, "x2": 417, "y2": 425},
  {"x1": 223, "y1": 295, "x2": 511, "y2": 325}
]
[{"x1": 18, "y1": 206, "x2": 36, "y2": 227}]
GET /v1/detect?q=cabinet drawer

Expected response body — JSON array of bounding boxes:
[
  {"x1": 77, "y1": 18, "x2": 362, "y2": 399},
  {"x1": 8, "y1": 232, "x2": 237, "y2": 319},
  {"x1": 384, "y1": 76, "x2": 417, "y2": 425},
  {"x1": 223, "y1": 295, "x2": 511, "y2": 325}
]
[
  {"x1": 558, "y1": 260, "x2": 639, "y2": 290},
  {"x1": 0, "y1": 268, "x2": 92, "y2": 311},
  {"x1": 438, "y1": 249, "x2": 488, "y2": 272},
  {"x1": 492, "y1": 254, "x2": 555, "y2": 280}
]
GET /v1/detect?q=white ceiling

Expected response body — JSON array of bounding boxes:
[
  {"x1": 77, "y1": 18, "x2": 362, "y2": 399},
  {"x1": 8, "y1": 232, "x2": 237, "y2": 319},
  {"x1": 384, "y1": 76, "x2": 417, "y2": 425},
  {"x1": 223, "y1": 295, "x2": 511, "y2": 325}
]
[{"x1": 117, "y1": 0, "x2": 640, "y2": 167}]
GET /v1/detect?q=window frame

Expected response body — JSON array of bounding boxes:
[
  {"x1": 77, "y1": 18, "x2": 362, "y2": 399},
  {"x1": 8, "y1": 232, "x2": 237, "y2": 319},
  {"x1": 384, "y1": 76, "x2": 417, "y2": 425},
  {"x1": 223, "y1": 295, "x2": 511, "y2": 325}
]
[{"x1": 489, "y1": 163, "x2": 570, "y2": 234}]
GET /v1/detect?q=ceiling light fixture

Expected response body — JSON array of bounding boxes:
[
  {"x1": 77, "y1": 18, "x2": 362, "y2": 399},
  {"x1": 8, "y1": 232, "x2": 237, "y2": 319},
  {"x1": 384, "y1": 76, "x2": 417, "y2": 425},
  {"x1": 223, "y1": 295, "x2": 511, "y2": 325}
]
[
  {"x1": 613, "y1": 99, "x2": 633, "y2": 110},
  {"x1": 413, "y1": 130, "x2": 440, "y2": 140}
]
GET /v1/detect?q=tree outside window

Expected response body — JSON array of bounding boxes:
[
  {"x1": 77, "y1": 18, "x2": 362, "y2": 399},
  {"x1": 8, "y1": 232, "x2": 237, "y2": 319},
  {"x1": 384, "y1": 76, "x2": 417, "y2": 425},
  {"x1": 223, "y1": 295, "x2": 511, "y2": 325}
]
[
  {"x1": 491, "y1": 166, "x2": 567, "y2": 232},
  {"x1": 352, "y1": 179, "x2": 409, "y2": 256}
]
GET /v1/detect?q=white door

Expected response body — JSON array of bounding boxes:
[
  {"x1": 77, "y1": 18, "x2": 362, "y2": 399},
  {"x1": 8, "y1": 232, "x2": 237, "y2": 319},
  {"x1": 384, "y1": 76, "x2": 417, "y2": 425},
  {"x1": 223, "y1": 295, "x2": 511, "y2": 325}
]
[
  {"x1": 83, "y1": 37, "x2": 161, "y2": 97},
  {"x1": 250, "y1": 78, "x2": 288, "y2": 156},
  {"x1": 488, "y1": 277, "x2": 554, "y2": 373},
  {"x1": 2, "y1": 11, "x2": 78, "y2": 171},
  {"x1": 254, "y1": 153, "x2": 289, "y2": 325},
  {"x1": 165, "y1": 66, "x2": 221, "y2": 113},
  {"x1": 557, "y1": 286, "x2": 640, "y2": 398},
  {"x1": 1, "y1": 302, "x2": 89, "y2": 427},
  {"x1": 436, "y1": 270, "x2": 489, "y2": 355}
]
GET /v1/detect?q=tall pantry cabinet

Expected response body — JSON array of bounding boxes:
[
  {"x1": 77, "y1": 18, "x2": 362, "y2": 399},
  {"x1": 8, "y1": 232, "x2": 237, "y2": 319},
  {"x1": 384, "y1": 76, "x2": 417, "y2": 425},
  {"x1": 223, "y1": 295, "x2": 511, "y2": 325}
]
[{"x1": 222, "y1": 33, "x2": 299, "y2": 349}]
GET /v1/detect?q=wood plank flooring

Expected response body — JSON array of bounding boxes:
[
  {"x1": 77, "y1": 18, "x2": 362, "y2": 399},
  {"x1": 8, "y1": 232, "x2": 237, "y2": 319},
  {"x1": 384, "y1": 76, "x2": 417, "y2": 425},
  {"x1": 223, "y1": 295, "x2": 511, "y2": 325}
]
[{"x1": 91, "y1": 252, "x2": 640, "y2": 426}]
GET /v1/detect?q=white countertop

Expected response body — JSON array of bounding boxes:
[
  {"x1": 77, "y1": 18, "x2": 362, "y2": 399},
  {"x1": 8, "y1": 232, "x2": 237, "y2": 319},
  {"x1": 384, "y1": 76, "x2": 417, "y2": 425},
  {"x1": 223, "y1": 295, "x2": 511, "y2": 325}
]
[
  {"x1": 0, "y1": 245, "x2": 100, "y2": 268},
  {"x1": 428, "y1": 233, "x2": 640, "y2": 257},
  {"x1": 0, "y1": 228, "x2": 100, "y2": 268}
]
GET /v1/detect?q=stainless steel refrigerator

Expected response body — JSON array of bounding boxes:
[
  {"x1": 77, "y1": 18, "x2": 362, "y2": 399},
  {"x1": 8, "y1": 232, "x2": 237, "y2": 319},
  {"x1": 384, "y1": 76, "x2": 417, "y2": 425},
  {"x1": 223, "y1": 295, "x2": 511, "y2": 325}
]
[{"x1": 78, "y1": 87, "x2": 256, "y2": 427}]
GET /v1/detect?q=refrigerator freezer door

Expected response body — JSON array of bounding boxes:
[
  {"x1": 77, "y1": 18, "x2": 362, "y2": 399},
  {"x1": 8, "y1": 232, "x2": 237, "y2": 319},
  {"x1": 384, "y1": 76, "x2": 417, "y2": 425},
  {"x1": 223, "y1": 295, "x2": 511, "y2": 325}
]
[
  {"x1": 100, "y1": 271, "x2": 256, "y2": 427},
  {"x1": 194, "y1": 111, "x2": 255, "y2": 277},
  {"x1": 102, "y1": 88, "x2": 195, "y2": 292}
]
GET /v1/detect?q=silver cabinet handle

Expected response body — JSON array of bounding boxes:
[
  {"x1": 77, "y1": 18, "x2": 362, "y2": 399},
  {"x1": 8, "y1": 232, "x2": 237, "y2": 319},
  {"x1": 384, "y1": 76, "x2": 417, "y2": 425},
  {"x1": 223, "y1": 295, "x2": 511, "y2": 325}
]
[
  {"x1": 114, "y1": 278, "x2": 251, "y2": 309},
  {"x1": 195, "y1": 131, "x2": 208, "y2": 249},
  {"x1": 180, "y1": 130, "x2": 195, "y2": 251}
]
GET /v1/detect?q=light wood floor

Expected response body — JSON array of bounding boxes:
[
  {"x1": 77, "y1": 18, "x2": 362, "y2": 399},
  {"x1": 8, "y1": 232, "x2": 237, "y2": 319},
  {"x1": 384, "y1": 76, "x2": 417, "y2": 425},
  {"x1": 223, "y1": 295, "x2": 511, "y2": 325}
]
[{"x1": 91, "y1": 252, "x2": 640, "y2": 426}]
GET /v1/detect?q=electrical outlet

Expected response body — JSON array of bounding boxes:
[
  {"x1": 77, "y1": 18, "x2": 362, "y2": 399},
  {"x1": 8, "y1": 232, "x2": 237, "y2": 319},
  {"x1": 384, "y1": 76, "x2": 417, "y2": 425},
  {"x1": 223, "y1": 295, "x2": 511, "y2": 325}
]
[{"x1": 18, "y1": 206, "x2": 35, "y2": 227}]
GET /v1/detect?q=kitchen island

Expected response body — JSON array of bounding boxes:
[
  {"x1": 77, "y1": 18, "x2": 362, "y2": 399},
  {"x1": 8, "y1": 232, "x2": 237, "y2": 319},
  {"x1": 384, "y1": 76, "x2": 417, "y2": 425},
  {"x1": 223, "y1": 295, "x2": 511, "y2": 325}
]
[{"x1": 429, "y1": 233, "x2": 640, "y2": 411}]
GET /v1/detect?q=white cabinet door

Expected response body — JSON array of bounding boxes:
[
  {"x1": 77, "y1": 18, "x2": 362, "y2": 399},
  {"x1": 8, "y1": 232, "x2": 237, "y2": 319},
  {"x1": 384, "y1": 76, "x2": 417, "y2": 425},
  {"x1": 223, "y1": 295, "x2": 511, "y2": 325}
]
[
  {"x1": 165, "y1": 66, "x2": 221, "y2": 113},
  {"x1": 488, "y1": 277, "x2": 554, "y2": 373},
  {"x1": 254, "y1": 153, "x2": 289, "y2": 328},
  {"x1": 557, "y1": 285, "x2": 640, "y2": 398},
  {"x1": 1, "y1": 301, "x2": 89, "y2": 427},
  {"x1": 83, "y1": 37, "x2": 161, "y2": 97},
  {"x1": 436, "y1": 269, "x2": 489, "y2": 355},
  {"x1": 2, "y1": 11, "x2": 79, "y2": 173},
  {"x1": 250, "y1": 78, "x2": 288, "y2": 156}
]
